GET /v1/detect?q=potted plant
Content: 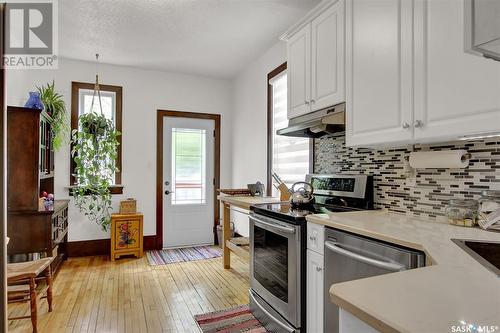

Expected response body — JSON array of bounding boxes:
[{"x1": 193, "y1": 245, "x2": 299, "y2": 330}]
[
  {"x1": 37, "y1": 81, "x2": 69, "y2": 151},
  {"x1": 71, "y1": 112, "x2": 120, "y2": 231}
]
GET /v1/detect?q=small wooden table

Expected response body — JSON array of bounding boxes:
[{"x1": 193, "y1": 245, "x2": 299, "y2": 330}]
[
  {"x1": 217, "y1": 195, "x2": 280, "y2": 269},
  {"x1": 110, "y1": 213, "x2": 144, "y2": 261}
]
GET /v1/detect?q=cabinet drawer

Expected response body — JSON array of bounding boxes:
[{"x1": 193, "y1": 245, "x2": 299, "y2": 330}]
[{"x1": 307, "y1": 222, "x2": 324, "y2": 254}]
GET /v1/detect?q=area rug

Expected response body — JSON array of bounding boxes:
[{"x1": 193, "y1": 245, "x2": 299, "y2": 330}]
[
  {"x1": 146, "y1": 246, "x2": 222, "y2": 265},
  {"x1": 194, "y1": 305, "x2": 266, "y2": 333}
]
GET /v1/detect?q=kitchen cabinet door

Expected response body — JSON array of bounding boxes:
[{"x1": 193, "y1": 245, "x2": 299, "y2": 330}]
[
  {"x1": 346, "y1": 0, "x2": 414, "y2": 147},
  {"x1": 413, "y1": 0, "x2": 500, "y2": 141},
  {"x1": 287, "y1": 24, "x2": 311, "y2": 119},
  {"x1": 311, "y1": 0, "x2": 345, "y2": 111},
  {"x1": 307, "y1": 249, "x2": 324, "y2": 333}
]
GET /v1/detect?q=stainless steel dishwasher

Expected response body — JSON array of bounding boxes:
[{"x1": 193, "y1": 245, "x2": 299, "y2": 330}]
[{"x1": 324, "y1": 228, "x2": 425, "y2": 333}]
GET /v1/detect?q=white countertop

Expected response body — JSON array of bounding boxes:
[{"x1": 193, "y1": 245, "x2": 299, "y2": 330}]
[
  {"x1": 217, "y1": 195, "x2": 280, "y2": 210},
  {"x1": 306, "y1": 211, "x2": 500, "y2": 333}
]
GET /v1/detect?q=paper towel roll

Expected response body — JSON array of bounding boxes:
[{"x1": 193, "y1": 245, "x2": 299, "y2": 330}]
[{"x1": 408, "y1": 150, "x2": 470, "y2": 169}]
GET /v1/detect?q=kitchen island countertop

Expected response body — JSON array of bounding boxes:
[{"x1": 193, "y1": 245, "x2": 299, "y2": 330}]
[{"x1": 307, "y1": 211, "x2": 500, "y2": 333}]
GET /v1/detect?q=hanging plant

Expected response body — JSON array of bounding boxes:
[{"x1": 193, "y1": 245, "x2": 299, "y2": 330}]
[
  {"x1": 71, "y1": 53, "x2": 120, "y2": 231},
  {"x1": 71, "y1": 112, "x2": 120, "y2": 231},
  {"x1": 37, "y1": 81, "x2": 69, "y2": 151}
]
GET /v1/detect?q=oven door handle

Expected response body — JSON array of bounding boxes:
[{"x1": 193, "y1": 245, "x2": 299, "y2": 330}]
[
  {"x1": 249, "y1": 290, "x2": 295, "y2": 332},
  {"x1": 250, "y1": 216, "x2": 296, "y2": 234},
  {"x1": 324, "y1": 241, "x2": 406, "y2": 272}
]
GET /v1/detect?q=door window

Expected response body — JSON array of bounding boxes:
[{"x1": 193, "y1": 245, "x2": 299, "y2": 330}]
[
  {"x1": 171, "y1": 128, "x2": 207, "y2": 205},
  {"x1": 253, "y1": 225, "x2": 289, "y2": 302}
]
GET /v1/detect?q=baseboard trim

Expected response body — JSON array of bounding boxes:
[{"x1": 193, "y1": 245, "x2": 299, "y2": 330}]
[{"x1": 67, "y1": 235, "x2": 158, "y2": 257}]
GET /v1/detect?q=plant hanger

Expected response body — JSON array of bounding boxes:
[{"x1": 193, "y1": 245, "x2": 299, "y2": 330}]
[{"x1": 89, "y1": 53, "x2": 104, "y2": 116}]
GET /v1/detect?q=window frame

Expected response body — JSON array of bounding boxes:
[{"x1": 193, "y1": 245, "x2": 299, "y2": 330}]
[
  {"x1": 70, "y1": 81, "x2": 123, "y2": 194},
  {"x1": 266, "y1": 63, "x2": 313, "y2": 196}
]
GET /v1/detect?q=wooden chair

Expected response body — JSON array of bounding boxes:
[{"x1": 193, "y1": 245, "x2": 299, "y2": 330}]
[{"x1": 7, "y1": 257, "x2": 54, "y2": 333}]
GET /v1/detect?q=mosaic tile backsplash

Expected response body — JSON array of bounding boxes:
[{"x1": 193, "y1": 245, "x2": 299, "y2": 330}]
[{"x1": 314, "y1": 133, "x2": 500, "y2": 219}]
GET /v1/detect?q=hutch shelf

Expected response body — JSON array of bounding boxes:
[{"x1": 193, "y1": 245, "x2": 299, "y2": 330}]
[{"x1": 7, "y1": 106, "x2": 69, "y2": 273}]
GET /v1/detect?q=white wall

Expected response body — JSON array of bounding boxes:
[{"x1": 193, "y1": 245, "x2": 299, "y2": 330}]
[
  {"x1": 7, "y1": 58, "x2": 233, "y2": 241},
  {"x1": 230, "y1": 41, "x2": 286, "y2": 236},
  {"x1": 231, "y1": 41, "x2": 286, "y2": 188}
]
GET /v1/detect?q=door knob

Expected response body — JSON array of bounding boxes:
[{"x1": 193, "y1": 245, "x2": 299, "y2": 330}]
[
  {"x1": 164, "y1": 190, "x2": 172, "y2": 195},
  {"x1": 414, "y1": 120, "x2": 424, "y2": 128},
  {"x1": 165, "y1": 181, "x2": 170, "y2": 186}
]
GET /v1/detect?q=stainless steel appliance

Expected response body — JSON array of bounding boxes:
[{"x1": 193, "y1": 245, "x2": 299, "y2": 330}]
[
  {"x1": 276, "y1": 103, "x2": 345, "y2": 138},
  {"x1": 465, "y1": 0, "x2": 500, "y2": 62},
  {"x1": 249, "y1": 174, "x2": 374, "y2": 333},
  {"x1": 324, "y1": 228, "x2": 425, "y2": 333}
]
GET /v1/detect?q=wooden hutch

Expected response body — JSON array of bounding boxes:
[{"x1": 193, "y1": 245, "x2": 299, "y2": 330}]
[{"x1": 7, "y1": 106, "x2": 69, "y2": 273}]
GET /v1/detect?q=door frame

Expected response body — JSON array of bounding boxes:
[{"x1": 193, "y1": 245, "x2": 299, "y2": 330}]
[{"x1": 156, "y1": 110, "x2": 221, "y2": 250}]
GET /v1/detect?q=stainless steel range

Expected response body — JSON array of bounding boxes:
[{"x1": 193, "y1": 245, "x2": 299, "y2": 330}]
[{"x1": 249, "y1": 174, "x2": 374, "y2": 333}]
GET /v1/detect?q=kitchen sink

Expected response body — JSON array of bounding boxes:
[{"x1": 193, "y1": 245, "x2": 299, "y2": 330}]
[{"x1": 452, "y1": 239, "x2": 500, "y2": 277}]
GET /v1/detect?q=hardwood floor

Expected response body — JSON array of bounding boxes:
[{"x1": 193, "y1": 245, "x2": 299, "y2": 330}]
[{"x1": 8, "y1": 254, "x2": 250, "y2": 333}]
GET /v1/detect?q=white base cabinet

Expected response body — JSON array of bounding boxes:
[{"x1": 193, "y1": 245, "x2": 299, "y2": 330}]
[
  {"x1": 339, "y1": 309, "x2": 380, "y2": 333},
  {"x1": 306, "y1": 222, "x2": 325, "y2": 333}
]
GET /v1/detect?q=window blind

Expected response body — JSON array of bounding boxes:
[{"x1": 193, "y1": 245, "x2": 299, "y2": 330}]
[{"x1": 270, "y1": 72, "x2": 310, "y2": 194}]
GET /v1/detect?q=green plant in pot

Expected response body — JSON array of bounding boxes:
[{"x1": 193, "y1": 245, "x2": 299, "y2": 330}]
[
  {"x1": 71, "y1": 55, "x2": 120, "y2": 231},
  {"x1": 71, "y1": 112, "x2": 120, "y2": 231},
  {"x1": 37, "y1": 81, "x2": 69, "y2": 151}
]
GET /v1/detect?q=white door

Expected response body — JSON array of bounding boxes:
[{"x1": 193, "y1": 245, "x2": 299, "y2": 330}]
[
  {"x1": 311, "y1": 0, "x2": 345, "y2": 111},
  {"x1": 345, "y1": 0, "x2": 414, "y2": 147},
  {"x1": 287, "y1": 23, "x2": 312, "y2": 119},
  {"x1": 306, "y1": 249, "x2": 324, "y2": 333},
  {"x1": 413, "y1": 0, "x2": 500, "y2": 141},
  {"x1": 163, "y1": 116, "x2": 215, "y2": 248}
]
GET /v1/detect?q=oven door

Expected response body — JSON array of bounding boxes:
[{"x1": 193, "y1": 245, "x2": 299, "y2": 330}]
[{"x1": 249, "y1": 212, "x2": 301, "y2": 328}]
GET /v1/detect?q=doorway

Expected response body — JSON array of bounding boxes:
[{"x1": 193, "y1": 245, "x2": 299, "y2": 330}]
[{"x1": 156, "y1": 110, "x2": 220, "y2": 249}]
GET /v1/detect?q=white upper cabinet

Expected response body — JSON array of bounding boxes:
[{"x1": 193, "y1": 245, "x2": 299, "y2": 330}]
[
  {"x1": 287, "y1": 24, "x2": 311, "y2": 119},
  {"x1": 345, "y1": 0, "x2": 414, "y2": 147},
  {"x1": 413, "y1": 0, "x2": 500, "y2": 141},
  {"x1": 346, "y1": 0, "x2": 500, "y2": 147},
  {"x1": 311, "y1": 0, "x2": 345, "y2": 111},
  {"x1": 285, "y1": 0, "x2": 345, "y2": 120}
]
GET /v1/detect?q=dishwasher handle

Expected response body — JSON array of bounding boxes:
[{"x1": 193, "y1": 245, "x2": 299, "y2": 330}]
[
  {"x1": 325, "y1": 241, "x2": 406, "y2": 272},
  {"x1": 250, "y1": 215, "x2": 296, "y2": 234}
]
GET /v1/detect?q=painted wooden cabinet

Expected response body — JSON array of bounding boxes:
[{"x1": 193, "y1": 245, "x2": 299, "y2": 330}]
[
  {"x1": 346, "y1": 0, "x2": 500, "y2": 147},
  {"x1": 111, "y1": 213, "x2": 143, "y2": 261},
  {"x1": 413, "y1": 0, "x2": 500, "y2": 141},
  {"x1": 286, "y1": 0, "x2": 345, "y2": 119},
  {"x1": 287, "y1": 24, "x2": 311, "y2": 119},
  {"x1": 307, "y1": 249, "x2": 324, "y2": 333},
  {"x1": 345, "y1": 0, "x2": 414, "y2": 147},
  {"x1": 311, "y1": 0, "x2": 345, "y2": 112}
]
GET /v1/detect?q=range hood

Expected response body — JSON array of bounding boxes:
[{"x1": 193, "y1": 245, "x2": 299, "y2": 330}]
[
  {"x1": 277, "y1": 103, "x2": 345, "y2": 138},
  {"x1": 465, "y1": 0, "x2": 500, "y2": 61}
]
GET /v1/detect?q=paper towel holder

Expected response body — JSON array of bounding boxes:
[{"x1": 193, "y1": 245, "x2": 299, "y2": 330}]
[{"x1": 404, "y1": 152, "x2": 472, "y2": 162}]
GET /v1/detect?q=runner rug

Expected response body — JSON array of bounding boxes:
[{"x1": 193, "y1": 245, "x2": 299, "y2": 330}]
[
  {"x1": 194, "y1": 305, "x2": 266, "y2": 333},
  {"x1": 146, "y1": 246, "x2": 222, "y2": 265}
]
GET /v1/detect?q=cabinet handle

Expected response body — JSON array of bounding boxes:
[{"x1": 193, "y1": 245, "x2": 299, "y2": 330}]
[
  {"x1": 402, "y1": 122, "x2": 410, "y2": 129},
  {"x1": 305, "y1": 100, "x2": 310, "y2": 105},
  {"x1": 311, "y1": 99, "x2": 315, "y2": 104},
  {"x1": 414, "y1": 120, "x2": 424, "y2": 128},
  {"x1": 309, "y1": 236, "x2": 317, "y2": 241},
  {"x1": 315, "y1": 266, "x2": 323, "y2": 272}
]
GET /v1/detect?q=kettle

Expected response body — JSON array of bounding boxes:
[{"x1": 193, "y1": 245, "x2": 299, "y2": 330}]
[{"x1": 290, "y1": 181, "x2": 314, "y2": 206}]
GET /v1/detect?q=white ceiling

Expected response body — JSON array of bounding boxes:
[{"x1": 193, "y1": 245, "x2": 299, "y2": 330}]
[{"x1": 59, "y1": 0, "x2": 320, "y2": 79}]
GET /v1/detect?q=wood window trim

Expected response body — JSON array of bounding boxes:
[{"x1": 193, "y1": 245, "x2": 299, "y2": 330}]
[
  {"x1": 70, "y1": 81, "x2": 123, "y2": 194},
  {"x1": 266, "y1": 62, "x2": 314, "y2": 196}
]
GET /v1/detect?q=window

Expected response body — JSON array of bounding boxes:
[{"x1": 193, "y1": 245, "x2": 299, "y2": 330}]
[
  {"x1": 71, "y1": 81, "x2": 123, "y2": 193},
  {"x1": 267, "y1": 63, "x2": 310, "y2": 196},
  {"x1": 171, "y1": 128, "x2": 207, "y2": 205}
]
